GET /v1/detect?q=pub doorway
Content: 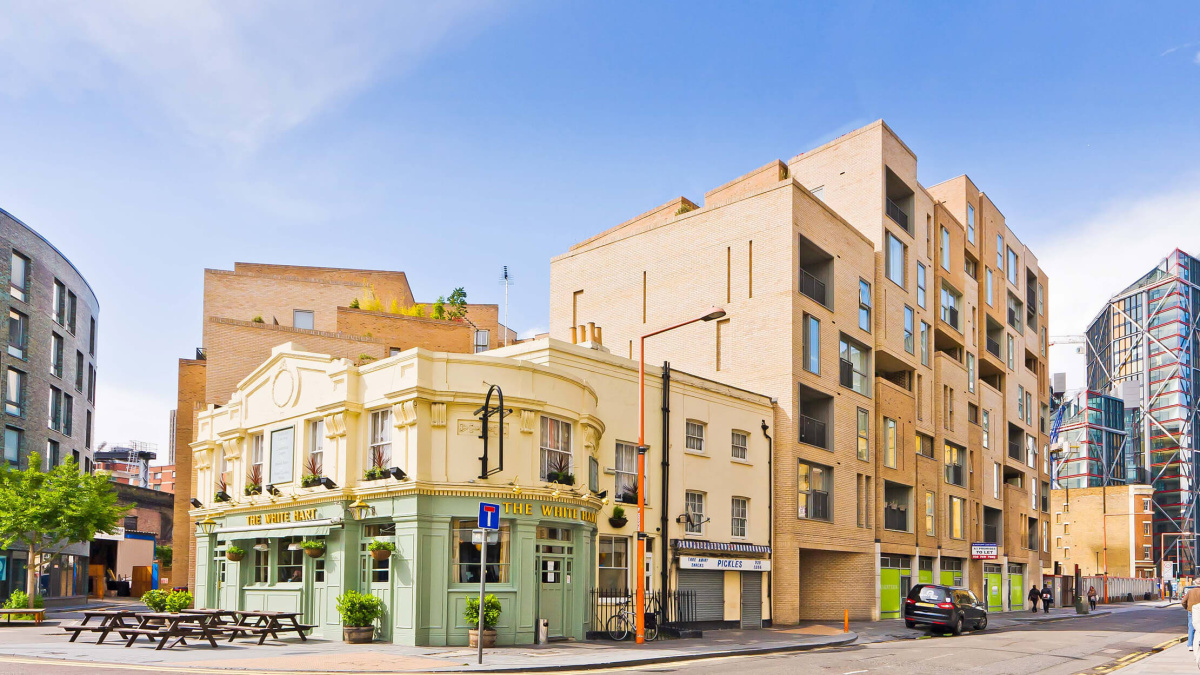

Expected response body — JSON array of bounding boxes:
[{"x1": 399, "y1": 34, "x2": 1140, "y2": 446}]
[{"x1": 536, "y1": 525, "x2": 573, "y2": 640}]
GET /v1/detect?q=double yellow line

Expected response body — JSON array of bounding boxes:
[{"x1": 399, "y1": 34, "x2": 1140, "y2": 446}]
[{"x1": 1078, "y1": 635, "x2": 1187, "y2": 675}]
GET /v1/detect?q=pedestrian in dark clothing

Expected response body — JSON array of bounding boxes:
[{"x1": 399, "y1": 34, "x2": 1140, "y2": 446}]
[
  {"x1": 1027, "y1": 586, "x2": 1040, "y2": 613},
  {"x1": 1087, "y1": 586, "x2": 1098, "y2": 611},
  {"x1": 1040, "y1": 584, "x2": 1053, "y2": 614}
]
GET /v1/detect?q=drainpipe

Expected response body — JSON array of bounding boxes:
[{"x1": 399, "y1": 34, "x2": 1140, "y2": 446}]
[
  {"x1": 761, "y1": 414, "x2": 774, "y2": 612},
  {"x1": 660, "y1": 362, "x2": 671, "y2": 602}
]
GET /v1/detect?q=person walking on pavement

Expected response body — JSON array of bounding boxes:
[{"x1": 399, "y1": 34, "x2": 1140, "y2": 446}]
[
  {"x1": 1027, "y1": 585, "x2": 1040, "y2": 613},
  {"x1": 1040, "y1": 583, "x2": 1053, "y2": 614},
  {"x1": 1087, "y1": 586, "x2": 1098, "y2": 611},
  {"x1": 1184, "y1": 583, "x2": 1200, "y2": 652}
]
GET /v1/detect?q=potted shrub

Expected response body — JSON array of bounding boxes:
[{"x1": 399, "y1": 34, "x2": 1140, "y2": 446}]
[
  {"x1": 545, "y1": 455, "x2": 575, "y2": 486},
  {"x1": 618, "y1": 478, "x2": 639, "y2": 505},
  {"x1": 164, "y1": 590, "x2": 193, "y2": 613},
  {"x1": 300, "y1": 539, "x2": 326, "y2": 558},
  {"x1": 464, "y1": 593, "x2": 501, "y2": 648},
  {"x1": 364, "y1": 446, "x2": 388, "y2": 481},
  {"x1": 368, "y1": 540, "x2": 395, "y2": 561},
  {"x1": 141, "y1": 589, "x2": 168, "y2": 612},
  {"x1": 244, "y1": 465, "x2": 263, "y2": 496},
  {"x1": 336, "y1": 590, "x2": 384, "y2": 644},
  {"x1": 608, "y1": 505, "x2": 628, "y2": 528},
  {"x1": 214, "y1": 476, "x2": 231, "y2": 503},
  {"x1": 301, "y1": 454, "x2": 323, "y2": 488},
  {"x1": 225, "y1": 545, "x2": 246, "y2": 562}
]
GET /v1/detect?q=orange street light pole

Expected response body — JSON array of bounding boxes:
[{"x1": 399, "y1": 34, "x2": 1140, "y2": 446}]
[{"x1": 636, "y1": 307, "x2": 725, "y2": 644}]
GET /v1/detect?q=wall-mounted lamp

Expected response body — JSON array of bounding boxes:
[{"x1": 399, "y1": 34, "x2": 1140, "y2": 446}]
[
  {"x1": 320, "y1": 477, "x2": 338, "y2": 490},
  {"x1": 349, "y1": 498, "x2": 375, "y2": 521},
  {"x1": 195, "y1": 516, "x2": 217, "y2": 536},
  {"x1": 253, "y1": 542, "x2": 270, "y2": 552},
  {"x1": 190, "y1": 498, "x2": 203, "y2": 509},
  {"x1": 266, "y1": 484, "x2": 282, "y2": 496},
  {"x1": 387, "y1": 467, "x2": 407, "y2": 481}
]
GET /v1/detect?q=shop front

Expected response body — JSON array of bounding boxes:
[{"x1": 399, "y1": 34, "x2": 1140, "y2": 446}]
[
  {"x1": 195, "y1": 491, "x2": 597, "y2": 647},
  {"x1": 671, "y1": 540, "x2": 771, "y2": 629}
]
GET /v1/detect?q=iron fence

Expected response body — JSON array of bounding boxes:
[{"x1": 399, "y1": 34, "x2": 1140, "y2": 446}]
[{"x1": 589, "y1": 588, "x2": 697, "y2": 634}]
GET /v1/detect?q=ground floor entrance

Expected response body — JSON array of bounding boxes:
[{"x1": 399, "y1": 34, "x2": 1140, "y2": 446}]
[
  {"x1": 880, "y1": 554, "x2": 912, "y2": 619},
  {"x1": 1008, "y1": 563, "x2": 1025, "y2": 610},
  {"x1": 984, "y1": 564, "x2": 1003, "y2": 611}
]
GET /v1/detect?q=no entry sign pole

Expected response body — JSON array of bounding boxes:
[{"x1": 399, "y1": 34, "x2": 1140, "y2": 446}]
[{"x1": 477, "y1": 502, "x2": 499, "y2": 665}]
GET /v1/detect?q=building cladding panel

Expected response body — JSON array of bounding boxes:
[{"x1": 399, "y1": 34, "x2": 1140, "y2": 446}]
[
  {"x1": 550, "y1": 119, "x2": 1050, "y2": 622},
  {"x1": 0, "y1": 206, "x2": 99, "y2": 604},
  {"x1": 1084, "y1": 248, "x2": 1200, "y2": 573}
]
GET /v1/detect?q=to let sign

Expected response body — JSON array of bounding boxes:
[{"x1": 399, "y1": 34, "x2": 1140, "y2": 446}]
[
  {"x1": 478, "y1": 502, "x2": 500, "y2": 530},
  {"x1": 971, "y1": 542, "x2": 999, "y2": 560}
]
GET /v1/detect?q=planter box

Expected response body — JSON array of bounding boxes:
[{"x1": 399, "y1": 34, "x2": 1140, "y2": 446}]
[{"x1": 468, "y1": 628, "x2": 497, "y2": 648}]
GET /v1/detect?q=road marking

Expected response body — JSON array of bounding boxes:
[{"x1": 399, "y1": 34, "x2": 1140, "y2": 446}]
[{"x1": 843, "y1": 671, "x2": 869, "y2": 674}]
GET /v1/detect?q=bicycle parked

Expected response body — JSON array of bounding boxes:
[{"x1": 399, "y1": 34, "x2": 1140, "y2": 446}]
[{"x1": 606, "y1": 597, "x2": 659, "y2": 641}]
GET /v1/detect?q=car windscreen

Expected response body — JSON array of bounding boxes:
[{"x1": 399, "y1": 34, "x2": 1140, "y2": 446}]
[{"x1": 907, "y1": 585, "x2": 950, "y2": 603}]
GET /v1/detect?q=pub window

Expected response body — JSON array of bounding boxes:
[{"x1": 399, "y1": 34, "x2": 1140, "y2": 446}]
[
  {"x1": 277, "y1": 536, "x2": 304, "y2": 583},
  {"x1": 361, "y1": 523, "x2": 396, "y2": 584},
  {"x1": 598, "y1": 535, "x2": 629, "y2": 591},
  {"x1": 451, "y1": 518, "x2": 510, "y2": 584},
  {"x1": 253, "y1": 539, "x2": 269, "y2": 584},
  {"x1": 539, "y1": 416, "x2": 572, "y2": 481},
  {"x1": 369, "y1": 408, "x2": 392, "y2": 468}
]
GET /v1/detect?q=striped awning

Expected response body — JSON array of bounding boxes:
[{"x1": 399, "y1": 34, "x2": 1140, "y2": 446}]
[{"x1": 670, "y1": 539, "x2": 771, "y2": 555}]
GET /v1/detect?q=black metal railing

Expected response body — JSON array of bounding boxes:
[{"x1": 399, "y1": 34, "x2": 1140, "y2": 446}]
[
  {"x1": 589, "y1": 588, "x2": 697, "y2": 636},
  {"x1": 1028, "y1": 530, "x2": 1038, "y2": 551},
  {"x1": 886, "y1": 198, "x2": 909, "y2": 230},
  {"x1": 840, "y1": 359, "x2": 854, "y2": 389},
  {"x1": 798, "y1": 414, "x2": 827, "y2": 448},
  {"x1": 986, "y1": 336, "x2": 1000, "y2": 357},
  {"x1": 799, "y1": 268, "x2": 827, "y2": 305},
  {"x1": 984, "y1": 524, "x2": 999, "y2": 544},
  {"x1": 884, "y1": 505, "x2": 908, "y2": 532}
]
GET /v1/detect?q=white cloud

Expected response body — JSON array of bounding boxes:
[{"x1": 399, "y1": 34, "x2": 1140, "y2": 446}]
[
  {"x1": 520, "y1": 326, "x2": 547, "y2": 340},
  {"x1": 0, "y1": 0, "x2": 493, "y2": 152},
  {"x1": 94, "y1": 382, "x2": 176, "y2": 464},
  {"x1": 1037, "y1": 179, "x2": 1200, "y2": 337}
]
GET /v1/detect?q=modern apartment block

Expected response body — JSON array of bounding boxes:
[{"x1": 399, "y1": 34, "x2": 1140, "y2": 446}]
[
  {"x1": 549, "y1": 120, "x2": 1051, "y2": 622},
  {"x1": 1052, "y1": 390, "x2": 1131, "y2": 488},
  {"x1": 0, "y1": 206, "x2": 100, "y2": 606},
  {"x1": 1085, "y1": 249, "x2": 1200, "y2": 575},
  {"x1": 172, "y1": 263, "x2": 515, "y2": 591}
]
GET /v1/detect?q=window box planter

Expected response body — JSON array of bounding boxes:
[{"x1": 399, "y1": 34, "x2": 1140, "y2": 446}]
[
  {"x1": 244, "y1": 485, "x2": 262, "y2": 496},
  {"x1": 301, "y1": 475, "x2": 323, "y2": 488},
  {"x1": 364, "y1": 467, "x2": 388, "y2": 481},
  {"x1": 546, "y1": 472, "x2": 575, "y2": 486}
]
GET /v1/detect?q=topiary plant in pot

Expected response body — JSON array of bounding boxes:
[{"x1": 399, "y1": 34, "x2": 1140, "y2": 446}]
[
  {"x1": 464, "y1": 593, "x2": 502, "y2": 648},
  {"x1": 336, "y1": 590, "x2": 384, "y2": 643}
]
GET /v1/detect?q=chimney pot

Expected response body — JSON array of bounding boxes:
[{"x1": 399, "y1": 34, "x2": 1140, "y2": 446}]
[
  {"x1": 586, "y1": 322, "x2": 595, "y2": 343},
  {"x1": 569, "y1": 326, "x2": 577, "y2": 344},
  {"x1": 595, "y1": 326, "x2": 603, "y2": 345}
]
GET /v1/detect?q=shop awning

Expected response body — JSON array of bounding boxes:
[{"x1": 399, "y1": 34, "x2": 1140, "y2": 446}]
[{"x1": 215, "y1": 517, "x2": 344, "y2": 541}]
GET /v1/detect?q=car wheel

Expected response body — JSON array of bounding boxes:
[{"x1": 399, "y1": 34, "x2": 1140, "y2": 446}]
[
  {"x1": 976, "y1": 615, "x2": 987, "y2": 631},
  {"x1": 951, "y1": 615, "x2": 963, "y2": 636},
  {"x1": 905, "y1": 620, "x2": 915, "y2": 629}
]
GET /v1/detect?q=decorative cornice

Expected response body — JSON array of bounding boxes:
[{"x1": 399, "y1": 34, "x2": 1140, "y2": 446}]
[
  {"x1": 323, "y1": 412, "x2": 348, "y2": 439},
  {"x1": 394, "y1": 400, "x2": 418, "y2": 428},
  {"x1": 430, "y1": 402, "x2": 447, "y2": 427}
]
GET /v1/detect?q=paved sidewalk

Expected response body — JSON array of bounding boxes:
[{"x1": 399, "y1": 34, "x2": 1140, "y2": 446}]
[
  {"x1": 1120, "y1": 639, "x2": 1194, "y2": 674},
  {"x1": 0, "y1": 619, "x2": 855, "y2": 673}
]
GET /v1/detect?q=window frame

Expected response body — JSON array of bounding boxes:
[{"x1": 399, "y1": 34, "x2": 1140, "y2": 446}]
[
  {"x1": 884, "y1": 417, "x2": 897, "y2": 468},
  {"x1": 539, "y1": 415, "x2": 573, "y2": 480},
  {"x1": 731, "y1": 430, "x2": 748, "y2": 461},
  {"x1": 940, "y1": 226, "x2": 951, "y2": 270},
  {"x1": 684, "y1": 490, "x2": 706, "y2": 534},
  {"x1": 684, "y1": 420, "x2": 706, "y2": 454},
  {"x1": 916, "y1": 263, "x2": 927, "y2": 308},
  {"x1": 598, "y1": 535, "x2": 629, "y2": 591},
  {"x1": 967, "y1": 204, "x2": 975, "y2": 244},
  {"x1": 856, "y1": 408, "x2": 869, "y2": 462},
  {"x1": 903, "y1": 306, "x2": 914, "y2": 354},
  {"x1": 7, "y1": 309, "x2": 27, "y2": 360},
  {"x1": 797, "y1": 460, "x2": 831, "y2": 522},
  {"x1": 292, "y1": 310, "x2": 315, "y2": 330},
  {"x1": 369, "y1": 408, "x2": 394, "y2": 469},
  {"x1": 858, "y1": 279, "x2": 871, "y2": 332},
  {"x1": 731, "y1": 497, "x2": 748, "y2": 538},
  {"x1": 885, "y1": 232, "x2": 906, "y2": 288},
  {"x1": 9, "y1": 251, "x2": 29, "y2": 303},
  {"x1": 803, "y1": 314, "x2": 820, "y2": 374}
]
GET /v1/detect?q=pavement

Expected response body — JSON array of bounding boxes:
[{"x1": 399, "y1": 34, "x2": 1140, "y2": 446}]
[
  {"x1": 0, "y1": 599, "x2": 1160, "y2": 673},
  {"x1": 1114, "y1": 639, "x2": 1194, "y2": 674}
]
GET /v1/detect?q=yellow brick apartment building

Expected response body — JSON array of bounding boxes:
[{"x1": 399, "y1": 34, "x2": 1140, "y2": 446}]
[{"x1": 550, "y1": 120, "x2": 1051, "y2": 622}]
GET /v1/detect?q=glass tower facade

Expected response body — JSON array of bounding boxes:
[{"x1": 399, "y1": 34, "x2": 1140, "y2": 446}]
[
  {"x1": 1055, "y1": 391, "x2": 1128, "y2": 488},
  {"x1": 1086, "y1": 249, "x2": 1200, "y2": 574}
]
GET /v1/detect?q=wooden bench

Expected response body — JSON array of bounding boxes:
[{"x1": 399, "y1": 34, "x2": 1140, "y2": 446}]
[{"x1": 0, "y1": 608, "x2": 46, "y2": 624}]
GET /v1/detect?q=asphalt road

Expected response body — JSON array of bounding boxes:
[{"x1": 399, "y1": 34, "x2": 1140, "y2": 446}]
[
  {"x1": 0, "y1": 607, "x2": 1184, "y2": 675},
  {"x1": 612, "y1": 607, "x2": 1186, "y2": 675}
]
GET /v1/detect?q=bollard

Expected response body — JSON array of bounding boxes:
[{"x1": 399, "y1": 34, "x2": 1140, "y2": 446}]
[{"x1": 844, "y1": 609, "x2": 849, "y2": 633}]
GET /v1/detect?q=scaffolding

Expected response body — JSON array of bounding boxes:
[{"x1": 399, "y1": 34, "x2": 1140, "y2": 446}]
[{"x1": 1085, "y1": 249, "x2": 1200, "y2": 575}]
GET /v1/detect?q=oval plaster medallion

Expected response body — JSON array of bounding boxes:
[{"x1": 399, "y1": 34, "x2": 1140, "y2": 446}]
[{"x1": 272, "y1": 368, "x2": 296, "y2": 408}]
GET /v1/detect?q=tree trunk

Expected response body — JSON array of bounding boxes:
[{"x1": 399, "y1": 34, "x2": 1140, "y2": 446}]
[{"x1": 25, "y1": 549, "x2": 38, "y2": 609}]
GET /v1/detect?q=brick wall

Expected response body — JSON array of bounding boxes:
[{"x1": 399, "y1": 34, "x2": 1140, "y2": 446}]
[
  {"x1": 336, "y1": 307, "x2": 474, "y2": 353},
  {"x1": 171, "y1": 359, "x2": 205, "y2": 593},
  {"x1": 232, "y1": 263, "x2": 414, "y2": 306}
]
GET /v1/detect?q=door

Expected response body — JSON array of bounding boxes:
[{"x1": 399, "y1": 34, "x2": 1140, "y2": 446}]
[
  {"x1": 740, "y1": 572, "x2": 762, "y2": 629},
  {"x1": 538, "y1": 556, "x2": 565, "y2": 638},
  {"x1": 1009, "y1": 573, "x2": 1023, "y2": 610},
  {"x1": 677, "y1": 569, "x2": 724, "y2": 622},
  {"x1": 984, "y1": 565, "x2": 1003, "y2": 612},
  {"x1": 880, "y1": 568, "x2": 901, "y2": 619}
]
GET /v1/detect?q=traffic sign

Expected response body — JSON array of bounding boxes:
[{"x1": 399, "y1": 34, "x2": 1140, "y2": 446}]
[{"x1": 478, "y1": 502, "x2": 500, "y2": 530}]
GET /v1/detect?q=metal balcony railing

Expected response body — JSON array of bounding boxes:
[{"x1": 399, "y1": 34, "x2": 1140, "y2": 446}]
[
  {"x1": 884, "y1": 507, "x2": 908, "y2": 532},
  {"x1": 798, "y1": 414, "x2": 828, "y2": 449},
  {"x1": 1007, "y1": 308, "x2": 1021, "y2": 330},
  {"x1": 886, "y1": 198, "x2": 909, "y2": 230},
  {"x1": 1009, "y1": 439, "x2": 1023, "y2": 461},
  {"x1": 799, "y1": 268, "x2": 827, "y2": 305},
  {"x1": 945, "y1": 464, "x2": 965, "y2": 487},
  {"x1": 986, "y1": 337, "x2": 1001, "y2": 357}
]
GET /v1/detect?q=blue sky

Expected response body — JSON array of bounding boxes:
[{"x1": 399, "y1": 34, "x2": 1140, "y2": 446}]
[{"x1": 0, "y1": 1, "x2": 1196, "y2": 456}]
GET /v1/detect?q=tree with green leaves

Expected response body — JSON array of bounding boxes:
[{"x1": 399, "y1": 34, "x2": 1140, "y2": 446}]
[
  {"x1": 446, "y1": 287, "x2": 468, "y2": 320},
  {"x1": 0, "y1": 455, "x2": 129, "y2": 608}
]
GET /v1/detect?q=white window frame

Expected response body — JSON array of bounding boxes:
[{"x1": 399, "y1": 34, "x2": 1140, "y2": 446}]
[
  {"x1": 369, "y1": 408, "x2": 393, "y2": 468},
  {"x1": 685, "y1": 420, "x2": 705, "y2": 453},
  {"x1": 731, "y1": 497, "x2": 748, "y2": 538},
  {"x1": 731, "y1": 431, "x2": 748, "y2": 460},
  {"x1": 293, "y1": 310, "x2": 314, "y2": 330},
  {"x1": 309, "y1": 419, "x2": 324, "y2": 472},
  {"x1": 684, "y1": 490, "x2": 706, "y2": 535},
  {"x1": 539, "y1": 416, "x2": 572, "y2": 480},
  {"x1": 474, "y1": 330, "x2": 490, "y2": 353}
]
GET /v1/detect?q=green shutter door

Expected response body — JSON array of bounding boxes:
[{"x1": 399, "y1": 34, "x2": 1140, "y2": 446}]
[
  {"x1": 881, "y1": 568, "x2": 901, "y2": 619},
  {"x1": 985, "y1": 572, "x2": 1003, "y2": 611},
  {"x1": 940, "y1": 570, "x2": 956, "y2": 586},
  {"x1": 1009, "y1": 574, "x2": 1023, "y2": 610}
]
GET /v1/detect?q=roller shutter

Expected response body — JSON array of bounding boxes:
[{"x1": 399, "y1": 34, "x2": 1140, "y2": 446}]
[
  {"x1": 740, "y1": 571, "x2": 762, "y2": 629},
  {"x1": 678, "y1": 569, "x2": 725, "y2": 622}
]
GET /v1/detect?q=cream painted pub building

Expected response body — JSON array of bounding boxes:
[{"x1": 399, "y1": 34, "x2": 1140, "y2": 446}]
[{"x1": 189, "y1": 339, "x2": 772, "y2": 645}]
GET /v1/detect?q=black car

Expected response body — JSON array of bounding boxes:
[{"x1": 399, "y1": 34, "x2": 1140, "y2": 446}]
[{"x1": 903, "y1": 583, "x2": 987, "y2": 634}]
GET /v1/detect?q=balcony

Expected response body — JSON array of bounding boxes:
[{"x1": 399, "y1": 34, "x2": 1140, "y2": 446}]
[
  {"x1": 798, "y1": 414, "x2": 827, "y2": 449},
  {"x1": 944, "y1": 306, "x2": 959, "y2": 330},
  {"x1": 945, "y1": 463, "x2": 965, "y2": 487},
  {"x1": 886, "y1": 198, "x2": 909, "y2": 231},
  {"x1": 986, "y1": 337, "x2": 1001, "y2": 358},
  {"x1": 799, "y1": 268, "x2": 827, "y2": 306},
  {"x1": 1009, "y1": 424, "x2": 1025, "y2": 461},
  {"x1": 984, "y1": 524, "x2": 999, "y2": 544}
]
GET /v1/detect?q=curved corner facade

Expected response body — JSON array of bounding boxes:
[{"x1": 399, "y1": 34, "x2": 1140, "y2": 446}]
[{"x1": 0, "y1": 207, "x2": 99, "y2": 607}]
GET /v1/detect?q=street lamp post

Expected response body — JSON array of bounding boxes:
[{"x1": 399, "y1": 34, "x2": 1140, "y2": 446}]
[{"x1": 635, "y1": 307, "x2": 725, "y2": 644}]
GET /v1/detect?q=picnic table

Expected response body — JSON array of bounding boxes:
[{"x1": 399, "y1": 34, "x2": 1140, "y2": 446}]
[
  {"x1": 121, "y1": 612, "x2": 222, "y2": 651},
  {"x1": 181, "y1": 608, "x2": 241, "y2": 626},
  {"x1": 61, "y1": 609, "x2": 136, "y2": 643},
  {"x1": 226, "y1": 610, "x2": 315, "y2": 645}
]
